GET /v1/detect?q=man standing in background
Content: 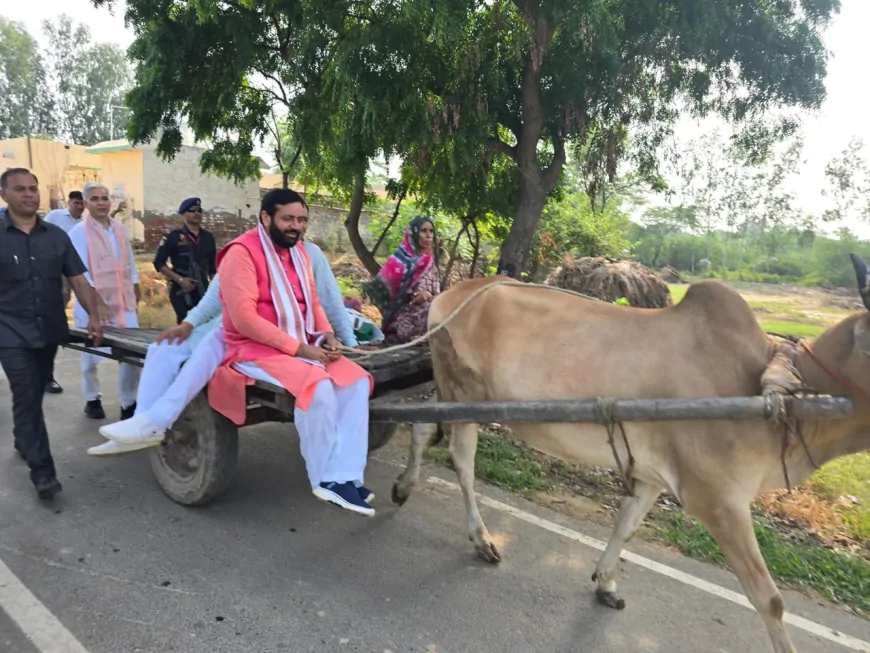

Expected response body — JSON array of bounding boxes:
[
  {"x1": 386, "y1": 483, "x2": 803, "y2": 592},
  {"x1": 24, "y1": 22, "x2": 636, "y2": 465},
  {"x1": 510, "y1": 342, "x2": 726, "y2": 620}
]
[
  {"x1": 153, "y1": 197, "x2": 217, "y2": 323},
  {"x1": 0, "y1": 169, "x2": 102, "y2": 499},
  {"x1": 41, "y1": 189, "x2": 86, "y2": 394},
  {"x1": 68, "y1": 183, "x2": 141, "y2": 421}
]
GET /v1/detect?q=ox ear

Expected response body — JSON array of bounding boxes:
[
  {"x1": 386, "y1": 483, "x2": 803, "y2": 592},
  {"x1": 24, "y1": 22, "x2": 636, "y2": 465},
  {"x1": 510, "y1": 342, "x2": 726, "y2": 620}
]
[{"x1": 850, "y1": 253, "x2": 870, "y2": 311}]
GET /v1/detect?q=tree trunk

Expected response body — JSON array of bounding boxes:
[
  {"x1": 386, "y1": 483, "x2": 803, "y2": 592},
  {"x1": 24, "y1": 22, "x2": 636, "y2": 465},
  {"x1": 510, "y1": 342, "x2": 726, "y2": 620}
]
[
  {"x1": 469, "y1": 220, "x2": 481, "y2": 278},
  {"x1": 344, "y1": 173, "x2": 380, "y2": 276},
  {"x1": 497, "y1": 180, "x2": 548, "y2": 278}
]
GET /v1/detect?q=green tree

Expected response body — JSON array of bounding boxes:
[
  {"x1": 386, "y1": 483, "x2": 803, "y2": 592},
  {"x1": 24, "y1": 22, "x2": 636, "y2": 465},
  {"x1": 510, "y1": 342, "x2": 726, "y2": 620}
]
[
  {"x1": 333, "y1": 0, "x2": 839, "y2": 276},
  {"x1": 96, "y1": 0, "x2": 838, "y2": 277},
  {"x1": 0, "y1": 18, "x2": 56, "y2": 139},
  {"x1": 821, "y1": 138, "x2": 870, "y2": 225},
  {"x1": 41, "y1": 15, "x2": 133, "y2": 145}
]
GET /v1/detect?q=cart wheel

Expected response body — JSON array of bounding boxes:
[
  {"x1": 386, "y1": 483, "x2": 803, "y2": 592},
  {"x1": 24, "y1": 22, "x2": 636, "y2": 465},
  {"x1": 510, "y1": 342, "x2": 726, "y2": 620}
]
[
  {"x1": 148, "y1": 391, "x2": 239, "y2": 506},
  {"x1": 368, "y1": 422, "x2": 398, "y2": 452}
]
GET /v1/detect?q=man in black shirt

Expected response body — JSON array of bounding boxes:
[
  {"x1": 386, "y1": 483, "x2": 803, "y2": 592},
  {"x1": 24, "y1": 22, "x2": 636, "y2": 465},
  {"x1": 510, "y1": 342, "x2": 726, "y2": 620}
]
[
  {"x1": 153, "y1": 197, "x2": 217, "y2": 323},
  {"x1": 0, "y1": 168, "x2": 102, "y2": 499}
]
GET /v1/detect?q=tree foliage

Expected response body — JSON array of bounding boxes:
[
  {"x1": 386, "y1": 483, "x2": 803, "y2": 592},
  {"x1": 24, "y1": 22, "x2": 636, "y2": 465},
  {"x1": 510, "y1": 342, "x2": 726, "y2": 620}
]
[
  {"x1": 0, "y1": 17, "x2": 56, "y2": 139},
  {"x1": 332, "y1": 0, "x2": 840, "y2": 274},
  {"x1": 41, "y1": 16, "x2": 134, "y2": 145},
  {"x1": 0, "y1": 15, "x2": 132, "y2": 145},
  {"x1": 101, "y1": 0, "x2": 840, "y2": 276}
]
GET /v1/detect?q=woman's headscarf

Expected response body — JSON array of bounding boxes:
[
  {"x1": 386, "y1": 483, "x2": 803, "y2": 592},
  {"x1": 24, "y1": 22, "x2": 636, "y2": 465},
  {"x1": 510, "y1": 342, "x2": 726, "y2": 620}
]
[{"x1": 363, "y1": 215, "x2": 438, "y2": 329}]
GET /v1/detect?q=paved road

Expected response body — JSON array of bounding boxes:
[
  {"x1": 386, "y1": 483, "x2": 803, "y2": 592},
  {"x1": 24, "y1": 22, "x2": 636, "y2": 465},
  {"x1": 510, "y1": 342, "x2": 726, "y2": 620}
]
[{"x1": 1, "y1": 349, "x2": 868, "y2": 653}]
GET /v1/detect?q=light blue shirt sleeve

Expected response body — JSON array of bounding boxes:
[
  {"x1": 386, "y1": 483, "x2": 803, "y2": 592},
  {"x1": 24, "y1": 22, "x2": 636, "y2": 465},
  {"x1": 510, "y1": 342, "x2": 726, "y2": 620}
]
[
  {"x1": 184, "y1": 273, "x2": 223, "y2": 328},
  {"x1": 304, "y1": 241, "x2": 359, "y2": 347}
]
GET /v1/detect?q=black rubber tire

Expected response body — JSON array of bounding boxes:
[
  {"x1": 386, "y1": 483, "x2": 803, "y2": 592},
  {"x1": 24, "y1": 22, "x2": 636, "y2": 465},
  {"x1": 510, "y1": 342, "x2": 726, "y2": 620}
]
[
  {"x1": 368, "y1": 421, "x2": 398, "y2": 452},
  {"x1": 148, "y1": 391, "x2": 239, "y2": 506}
]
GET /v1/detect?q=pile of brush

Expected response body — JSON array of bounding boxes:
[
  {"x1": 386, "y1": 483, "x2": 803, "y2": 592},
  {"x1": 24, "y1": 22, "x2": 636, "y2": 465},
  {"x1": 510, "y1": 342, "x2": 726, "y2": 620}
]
[{"x1": 546, "y1": 256, "x2": 673, "y2": 309}]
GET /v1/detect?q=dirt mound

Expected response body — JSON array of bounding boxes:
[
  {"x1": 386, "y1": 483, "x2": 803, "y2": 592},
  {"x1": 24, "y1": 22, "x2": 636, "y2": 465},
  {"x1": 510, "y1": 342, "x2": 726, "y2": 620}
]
[
  {"x1": 330, "y1": 255, "x2": 372, "y2": 287},
  {"x1": 546, "y1": 257, "x2": 673, "y2": 309}
]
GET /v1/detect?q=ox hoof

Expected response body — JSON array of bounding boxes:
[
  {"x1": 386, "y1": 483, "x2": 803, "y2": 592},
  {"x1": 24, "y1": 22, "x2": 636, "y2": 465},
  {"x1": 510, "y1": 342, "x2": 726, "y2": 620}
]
[
  {"x1": 391, "y1": 482, "x2": 409, "y2": 506},
  {"x1": 595, "y1": 588, "x2": 626, "y2": 610},
  {"x1": 476, "y1": 542, "x2": 502, "y2": 564}
]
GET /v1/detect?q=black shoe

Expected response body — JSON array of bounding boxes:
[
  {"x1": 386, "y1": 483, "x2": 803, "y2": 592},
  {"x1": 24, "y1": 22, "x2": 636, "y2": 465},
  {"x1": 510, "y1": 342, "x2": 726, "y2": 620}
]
[
  {"x1": 84, "y1": 399, "x2": 106, "y2": 419},
  {"x1": 120, "y1": 403, "x2": 136, "y2": 420},
  {"x1": 34, "y1": 477, "x2": 63, "y2": 500},
  {"x1": 45, "y1": 379, "x2": 63, "y2": 394}
]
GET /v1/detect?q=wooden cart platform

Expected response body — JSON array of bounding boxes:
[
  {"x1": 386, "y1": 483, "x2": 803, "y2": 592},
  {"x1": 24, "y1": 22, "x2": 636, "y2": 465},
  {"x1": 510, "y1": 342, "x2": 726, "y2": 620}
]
[{"x1": 65, "y1": 326, "x2": 433, "y2": 506}]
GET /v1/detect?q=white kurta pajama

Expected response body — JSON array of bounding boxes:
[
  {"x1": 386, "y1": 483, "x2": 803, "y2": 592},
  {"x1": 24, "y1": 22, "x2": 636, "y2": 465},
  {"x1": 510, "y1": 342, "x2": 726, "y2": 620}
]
[{"x1": 68, "y1": 219, "x2": 140, "y2": 409}]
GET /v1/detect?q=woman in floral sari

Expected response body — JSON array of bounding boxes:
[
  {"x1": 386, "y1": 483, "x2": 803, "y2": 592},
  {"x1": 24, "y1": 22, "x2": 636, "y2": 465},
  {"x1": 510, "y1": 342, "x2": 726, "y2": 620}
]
[{"x1": 363, "y1": 216, "x2": 441, "y2": 345}]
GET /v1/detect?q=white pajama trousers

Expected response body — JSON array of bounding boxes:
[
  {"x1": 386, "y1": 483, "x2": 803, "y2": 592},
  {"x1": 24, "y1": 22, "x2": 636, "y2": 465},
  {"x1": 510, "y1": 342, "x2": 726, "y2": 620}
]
[
  {"x1": 81, "y1": 353, "x2": 140, "y2": 409},
  {"x1": 135, "y1": 330, "x2": 227, "y2": 430},
  {"x1": 234, "y1": 362, "x2": 370, "y2": 490}
]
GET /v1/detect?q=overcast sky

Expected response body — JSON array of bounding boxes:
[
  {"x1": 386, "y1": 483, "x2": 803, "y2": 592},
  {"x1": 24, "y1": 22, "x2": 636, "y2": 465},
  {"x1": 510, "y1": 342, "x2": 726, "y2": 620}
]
[{"x1": 5, "y1": 0, "x2": 869, "y2": 235}]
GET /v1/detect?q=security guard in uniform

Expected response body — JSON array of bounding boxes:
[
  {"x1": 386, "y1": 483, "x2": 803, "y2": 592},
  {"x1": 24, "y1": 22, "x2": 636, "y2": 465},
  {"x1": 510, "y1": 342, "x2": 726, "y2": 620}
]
[{"x1": 153, "y1": 197, "x2": 217, "y2": 324}]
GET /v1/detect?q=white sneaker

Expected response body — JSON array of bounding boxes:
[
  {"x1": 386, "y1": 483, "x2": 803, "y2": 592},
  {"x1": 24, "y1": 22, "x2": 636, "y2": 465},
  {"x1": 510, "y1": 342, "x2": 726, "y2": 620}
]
[
  {"x1": 99, "y1": 412, "x2": 166, "y2": 445},
  {"x1": 87, "y1": 439, "x2": 159, "y2": 457}
]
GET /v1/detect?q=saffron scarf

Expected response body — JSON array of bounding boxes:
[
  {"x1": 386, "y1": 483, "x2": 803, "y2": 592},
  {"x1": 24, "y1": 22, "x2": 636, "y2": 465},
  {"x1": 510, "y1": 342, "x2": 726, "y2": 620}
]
[
  {"x1": 84, "y1": 214, "x2": 136, "y2": 326},
  {"x1": 257, "y1": 222, "x2": 326, "y2": 364},
  {"x1": 363, "y1": 216, "x2": 437, "y2": 329}
]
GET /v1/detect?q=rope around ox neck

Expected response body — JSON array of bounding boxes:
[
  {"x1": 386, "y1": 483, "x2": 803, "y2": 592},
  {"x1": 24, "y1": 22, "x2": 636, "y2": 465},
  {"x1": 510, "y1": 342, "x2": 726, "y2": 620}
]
[{"x1": 338, "y1": 280, "x2": 605, "y2": 361}]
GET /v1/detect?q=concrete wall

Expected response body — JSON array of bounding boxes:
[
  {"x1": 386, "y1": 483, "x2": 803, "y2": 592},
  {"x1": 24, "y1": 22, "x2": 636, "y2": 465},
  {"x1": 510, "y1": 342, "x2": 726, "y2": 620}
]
[
  {"x1": 140, "y1": 203, "x2": 377, "y2": 250},
  {"x1": 140, "y1": 144, "x2": 261, "y2": 247},
  {"x1": 142, "y1": 145, "x2": 261, "y2": 219}
]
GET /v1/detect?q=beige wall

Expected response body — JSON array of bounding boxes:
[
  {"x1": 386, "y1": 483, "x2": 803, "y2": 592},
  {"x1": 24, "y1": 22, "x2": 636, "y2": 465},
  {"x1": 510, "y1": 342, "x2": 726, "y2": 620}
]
[
  {"x1": 0, "y1": 137, "x2": 103, "y2": 211},
  {"x1": 96, "y1": 150, "x2": 146, "y2": 241}
]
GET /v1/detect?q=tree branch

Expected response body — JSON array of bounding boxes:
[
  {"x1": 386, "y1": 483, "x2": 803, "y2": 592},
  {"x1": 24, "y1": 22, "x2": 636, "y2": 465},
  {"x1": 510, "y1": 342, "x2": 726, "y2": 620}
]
[
  {"x1": 487, "y1": 137, "x2": 517, "y2": 160},
  {"x1": 372, "y1": 185, "x2": 407, "y2": 257},
  {"x1": 542, "y1": 127, "x2": 566, "y2": 191}
]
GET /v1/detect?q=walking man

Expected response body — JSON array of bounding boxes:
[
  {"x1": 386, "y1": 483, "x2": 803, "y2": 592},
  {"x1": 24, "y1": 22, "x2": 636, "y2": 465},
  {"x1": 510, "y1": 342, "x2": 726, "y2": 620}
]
[
  {"x1": 0, "y1": 168, "x2": 102, "y2": 499},
  {"x1": 41, "y1": 189, "x2": 86, "y2": 394},
  {"x1": 153, "y1": 197, "x2": 217, "y2": 323},
  {"x1": 68, "y1": 183, "x2": 141, "y2": 420}
]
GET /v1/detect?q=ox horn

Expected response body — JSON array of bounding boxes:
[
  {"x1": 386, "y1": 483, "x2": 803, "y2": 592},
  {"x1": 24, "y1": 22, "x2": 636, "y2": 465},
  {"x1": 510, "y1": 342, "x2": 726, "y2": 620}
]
[{"x1": 850, "y1": 253, "x2": 870, "y2": 311}]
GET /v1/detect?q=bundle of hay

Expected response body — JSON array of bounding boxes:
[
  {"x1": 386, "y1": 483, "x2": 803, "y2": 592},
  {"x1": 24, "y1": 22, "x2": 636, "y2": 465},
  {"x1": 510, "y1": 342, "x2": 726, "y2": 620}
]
[
  {"x1": 546, "y1": 256, "x2": 673, "y2": 309},
  {"x1": 659, "y1": 265, "x2": 685, "y2": 284}
]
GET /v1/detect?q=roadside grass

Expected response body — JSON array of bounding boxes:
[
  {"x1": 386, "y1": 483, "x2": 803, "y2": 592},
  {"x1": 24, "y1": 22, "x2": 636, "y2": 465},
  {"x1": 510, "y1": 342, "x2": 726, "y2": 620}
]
[{"x1": 649, "y1": 512, "x2": 870, "y2": 615}]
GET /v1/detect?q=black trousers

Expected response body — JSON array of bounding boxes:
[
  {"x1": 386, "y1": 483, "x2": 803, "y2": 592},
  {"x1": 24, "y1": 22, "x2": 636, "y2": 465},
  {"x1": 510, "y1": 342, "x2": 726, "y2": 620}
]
[
  {"x1": 0, "y1": 345, "x2": 58, "y2": 484},
  {"x1": 169, "y1": 288, "x2": 203, "y2": 324}
]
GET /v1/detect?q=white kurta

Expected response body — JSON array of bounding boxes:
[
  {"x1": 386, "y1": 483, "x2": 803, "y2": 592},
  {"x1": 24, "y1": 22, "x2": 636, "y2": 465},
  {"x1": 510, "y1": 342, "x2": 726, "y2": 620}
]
[{"x1": 68, "y1": 220, "x2": 141, "y2": 408}]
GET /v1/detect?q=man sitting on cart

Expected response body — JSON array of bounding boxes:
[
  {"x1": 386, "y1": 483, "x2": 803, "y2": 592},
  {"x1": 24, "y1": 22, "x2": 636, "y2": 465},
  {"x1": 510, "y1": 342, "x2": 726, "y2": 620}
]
[
  {"x1": 208, "y1": 188, "x2": 376, "y2": 517},
  {"x1": 90, "y1": 236, "x2": 365, "y2": 457}
]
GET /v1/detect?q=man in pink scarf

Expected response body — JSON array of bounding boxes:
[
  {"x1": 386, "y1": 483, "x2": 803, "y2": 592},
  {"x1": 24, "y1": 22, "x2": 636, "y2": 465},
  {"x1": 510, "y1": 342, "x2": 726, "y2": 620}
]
[
  {"x1": 209, "y1": 189, "x2": 376, "y2": 517},
  {"x1": 68, "y1": 183, "x2": 141, "y2": 421}
]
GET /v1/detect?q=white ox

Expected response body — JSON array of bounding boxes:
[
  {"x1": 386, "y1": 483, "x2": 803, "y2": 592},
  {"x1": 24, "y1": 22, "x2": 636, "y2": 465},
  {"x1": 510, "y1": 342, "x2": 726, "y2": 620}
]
[{"x1": 390, "y1": 255, "x2": 870, "y2": 653}]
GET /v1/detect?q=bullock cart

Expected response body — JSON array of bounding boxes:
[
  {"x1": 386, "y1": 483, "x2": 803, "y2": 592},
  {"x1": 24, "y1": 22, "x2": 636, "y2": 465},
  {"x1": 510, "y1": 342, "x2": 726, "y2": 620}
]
[
  {"x1": 65, "y1": 326, "x2": 855, "y2": 507},
  {"x1": 66, "y1": 326, "x2": 434, "y2": 506}
]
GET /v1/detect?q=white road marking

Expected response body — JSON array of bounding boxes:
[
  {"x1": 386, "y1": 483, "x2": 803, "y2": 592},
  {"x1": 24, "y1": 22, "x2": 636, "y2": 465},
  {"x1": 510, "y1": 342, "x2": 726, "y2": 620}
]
[
  {"x1": 426, "y1": 476, "x2": 870, "y2": 652},
  {"x1": 0, "y1": 555, "x2": 91, "y2": 653}
]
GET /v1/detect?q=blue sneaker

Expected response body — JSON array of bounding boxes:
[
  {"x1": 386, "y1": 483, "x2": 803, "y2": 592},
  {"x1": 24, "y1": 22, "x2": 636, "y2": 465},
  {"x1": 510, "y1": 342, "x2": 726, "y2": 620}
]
[
  {"x1": 313, "y1": 482, "x2": 375, "y2": 517},
  {"x1": 356, "y1": 486, "x2": 375, "y2": 504}
]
